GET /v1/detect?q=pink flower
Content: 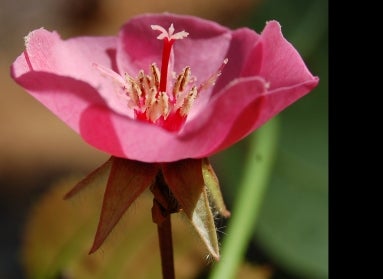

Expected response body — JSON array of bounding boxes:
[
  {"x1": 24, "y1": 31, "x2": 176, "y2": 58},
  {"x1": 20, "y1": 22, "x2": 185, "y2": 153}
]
[
  {"x1": 11, "y1": 13, "x2": 319, "y2": 261},
  {"x1": 11, "y1": 13, "x2": 318, "y2": 163}
]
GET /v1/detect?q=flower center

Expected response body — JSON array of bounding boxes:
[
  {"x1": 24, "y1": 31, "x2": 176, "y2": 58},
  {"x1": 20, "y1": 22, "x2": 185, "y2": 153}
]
[{"x1": 95, "y1": 24, "x2": 227, "y2": 132}]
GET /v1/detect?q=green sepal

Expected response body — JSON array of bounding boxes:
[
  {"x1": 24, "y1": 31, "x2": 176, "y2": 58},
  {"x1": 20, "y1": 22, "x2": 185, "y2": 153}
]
[
  {"x1": 202, "y1": 158, "x2": 231, "y2": 218},
  {"x1": 161, "y1": 159, "x2": 220, "y2": 260}
]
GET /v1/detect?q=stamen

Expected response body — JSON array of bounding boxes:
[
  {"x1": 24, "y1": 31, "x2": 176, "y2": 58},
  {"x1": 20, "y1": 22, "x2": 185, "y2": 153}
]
[
  {"x1": 173, "y1": 66, "x2": 191, "y2": 99},
  {"x1": 93, "y1": 24, "x2": 227, "y2": 132},
  {"x1": 180, "y1": 86, "x2": 198, "y2": 116},
  {"x1": 138, "y1": 71, "x2": 149, "y2": 96},
  {"x1": 198, "y1": 58, "x2": 229, "y2": 93},
  {"x1": 146, "y1": 91, "x2": 169, "y2": 122},
  {"x1": 128, "y1": 77, "x2": 142, "y2": 107},
  {"x1": 150, "y1": 63, "x2": 160, "y2": 89},
  {"x1": 145, "y1": 86, "x2": 157, "y2": 110}
]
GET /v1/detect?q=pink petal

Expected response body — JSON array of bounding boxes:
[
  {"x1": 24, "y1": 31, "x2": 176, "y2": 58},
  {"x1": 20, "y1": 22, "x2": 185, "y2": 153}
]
[
  {"x1": 11, "y1": 15, "x2": 319, "y2": 163},
  {"x1": 255, "y1": 20, "x2": 318, "y2": 89},
  {"x1": 189, "y1": 27, "x2": 261, "y2": 120},
  {"x1": 11, "y1": 28, "x2": 134, "y2": 119},
  {"x1": 11, "y1": 72, "x2": 106, "y2": 133},
  {"x1": 212, "y1": 78, "x2": 319, "y2": 153},
  {"x1": 117, "y1": 13, "x2": 231, "y2": 85},
  {"x1": 79, "y1": 104, "x2": 125, "y2": 156},
  {"x1": 180, "y1": 77, "x2": 269, "y2": 156},
  {"x1": 212, "y1": 27, "x2": 261, "y2": 95},
  {"x1": 13, "y1": 28, "x2": 116, "y2": 87},
  {"x1": 78, "y1": 77, "x2": 268, "y2": 162}
]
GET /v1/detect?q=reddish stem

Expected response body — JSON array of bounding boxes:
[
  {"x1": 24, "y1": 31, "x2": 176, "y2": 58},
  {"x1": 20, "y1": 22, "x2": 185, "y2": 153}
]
[
  {"x1": 157, "y1": 214, "x2": 175, "y2": 279},
  {"x1": 151, "y1": 173, "x2": 179, "y2": 279}
]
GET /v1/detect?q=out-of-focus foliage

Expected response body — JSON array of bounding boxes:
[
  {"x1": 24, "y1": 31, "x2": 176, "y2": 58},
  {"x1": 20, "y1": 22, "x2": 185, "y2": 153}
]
[{"x1": 213, "y1": 0, "x2": 328, "y2": 278}]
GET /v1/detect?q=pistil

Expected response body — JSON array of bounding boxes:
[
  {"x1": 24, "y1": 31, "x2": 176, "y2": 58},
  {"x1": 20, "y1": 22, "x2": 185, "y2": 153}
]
[
  {"x1": 151, "y1": 24, "x2": 189, "y2": 95},
  {"x1": 159, "y1": 38, "x2": 173, "y2": 93}
]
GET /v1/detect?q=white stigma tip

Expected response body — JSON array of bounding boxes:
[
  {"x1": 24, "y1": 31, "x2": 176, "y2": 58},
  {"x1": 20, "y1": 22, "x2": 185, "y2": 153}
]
[{"x1": 151, "y1": 23, "x2": 189, "y2": 41}]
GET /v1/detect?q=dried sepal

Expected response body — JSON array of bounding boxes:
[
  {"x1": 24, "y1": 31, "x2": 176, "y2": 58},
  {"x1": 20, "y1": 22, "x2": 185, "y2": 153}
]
[
  {"x1": 90, "y1": 157, "x2": 159, "y2": 254},
  {"x1": 64, "y1": 157, "x2": 113, "y2": 199}
]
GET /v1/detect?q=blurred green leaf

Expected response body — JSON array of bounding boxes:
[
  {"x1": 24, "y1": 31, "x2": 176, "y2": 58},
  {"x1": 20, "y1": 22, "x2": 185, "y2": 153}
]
[
  {"x1": 210, "y1": 118, "x2": 280, "y2": 279},
  {"x1": 255, "y1": 151, "x2": 327, "y2": 279},
  {"x1": 253, "y1": 0, "x2": 328, "y2": 274},
  {"x1": 255, "y1": 94, "x2": 327, "y2": 279}
]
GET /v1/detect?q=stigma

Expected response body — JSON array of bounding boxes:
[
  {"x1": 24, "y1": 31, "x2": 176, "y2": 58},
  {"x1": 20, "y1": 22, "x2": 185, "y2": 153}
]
[{"x1": 94, "y1": 23, "x2": 227, "y2": 132}]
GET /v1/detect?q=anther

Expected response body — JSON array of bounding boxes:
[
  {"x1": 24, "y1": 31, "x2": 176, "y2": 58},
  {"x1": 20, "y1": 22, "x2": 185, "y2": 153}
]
[{"x1": 173, "y1": 66, "x2": 191, "y2": 99}]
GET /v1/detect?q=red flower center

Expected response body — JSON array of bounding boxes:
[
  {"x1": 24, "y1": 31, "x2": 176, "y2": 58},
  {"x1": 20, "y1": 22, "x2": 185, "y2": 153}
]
[
  {"x1": 132, "y1": 24, "x2": 229, "y2": 132},
  {"x1": 95, "y1": 24, "x2": 228, "y2": 132}
]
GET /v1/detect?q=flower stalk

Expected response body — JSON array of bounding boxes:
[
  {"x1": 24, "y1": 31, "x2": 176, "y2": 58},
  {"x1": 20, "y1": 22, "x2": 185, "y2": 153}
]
[
  {"x1": 156, "y1": 215, "x2": 175, "y2": 279},
  {"x1": 151, "y1": 173, "x2": 179, "y2": 279}
]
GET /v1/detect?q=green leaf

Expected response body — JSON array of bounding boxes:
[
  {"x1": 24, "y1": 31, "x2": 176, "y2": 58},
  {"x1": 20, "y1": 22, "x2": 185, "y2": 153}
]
[{"x1": 255, "y1": 91, "x2": 328, "y2": 279}]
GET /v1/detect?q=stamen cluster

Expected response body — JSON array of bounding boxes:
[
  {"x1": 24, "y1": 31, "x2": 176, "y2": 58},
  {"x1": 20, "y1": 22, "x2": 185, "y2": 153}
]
[{"x1": 95, "y1": 23, "x2": 227, "y2": 131}]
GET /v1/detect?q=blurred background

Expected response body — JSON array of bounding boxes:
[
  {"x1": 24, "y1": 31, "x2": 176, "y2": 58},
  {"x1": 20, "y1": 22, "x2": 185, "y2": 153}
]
[{"x1": 0, "y1": 0, "x2": 328, "y2": 278}]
